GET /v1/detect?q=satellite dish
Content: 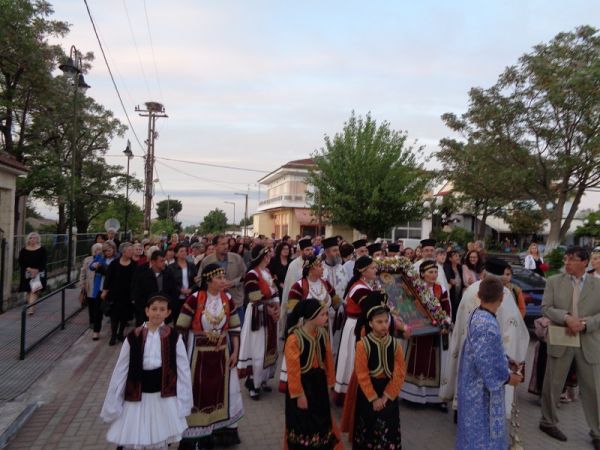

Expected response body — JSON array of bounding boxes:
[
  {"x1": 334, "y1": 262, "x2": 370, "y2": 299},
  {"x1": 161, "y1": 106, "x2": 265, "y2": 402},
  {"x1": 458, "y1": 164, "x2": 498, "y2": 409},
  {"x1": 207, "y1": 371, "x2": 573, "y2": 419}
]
[{"x1": 105, "y1": 218, "x2": 120, "y2": 232}]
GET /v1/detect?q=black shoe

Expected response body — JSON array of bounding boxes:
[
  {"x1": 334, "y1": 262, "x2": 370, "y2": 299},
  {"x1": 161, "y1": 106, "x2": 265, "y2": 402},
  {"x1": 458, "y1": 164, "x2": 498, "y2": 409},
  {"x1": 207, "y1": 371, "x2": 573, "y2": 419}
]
[
  {"x1": 439, "y1": 402, "x2": 448, "y2": 413},
  {"x1": 539, "y1": 424, "x2": 567, "y2": 441},
  {"x1": 260, "y1": 382, "x2": 272, "y2": 392},
  {"x1": 109, "y1": 337, "x2": 117, "y2": 346}
]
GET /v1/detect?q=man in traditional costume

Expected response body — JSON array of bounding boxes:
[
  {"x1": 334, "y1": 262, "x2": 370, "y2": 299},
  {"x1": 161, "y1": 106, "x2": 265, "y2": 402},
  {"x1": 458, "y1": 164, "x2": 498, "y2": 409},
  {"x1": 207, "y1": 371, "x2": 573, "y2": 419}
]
[
  {"x1": 387, "y1": 243, "x2": 401, "y2": 258},
  {"x1": 343, "y1": 239, "x2": 368, "y2": 280},
  {"x1": 440, "y1": 257, "x2": 530, "y2": 419},
  {"x1": 176, "y1": 264, "x2": 243, "y2": 448},
  {"x1": 280, "y1": 238, "x2": 314, "y2": 333},
  {"x1": 367, "y1": 242, "x2": 384, "y2": 259},
  {"x1": 412, "y1": 238, "x2": 436, "y2": 272},
  {"x1": 455, "y1": 277, "x2": 524, "y2": 450}
]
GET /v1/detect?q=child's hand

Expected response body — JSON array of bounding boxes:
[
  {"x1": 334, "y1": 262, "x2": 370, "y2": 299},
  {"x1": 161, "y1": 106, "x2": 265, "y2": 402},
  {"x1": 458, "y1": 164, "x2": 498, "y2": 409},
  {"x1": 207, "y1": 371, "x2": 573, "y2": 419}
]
[
  {"x1": 297, "y1": 394, "x2": 308, "y2": 410},
  {"x1": 372, "y1": 398, "x2": 385, "y2": 411},
  {"x1": 229, "y1": 352, "x2": 238, "y2": 369}
]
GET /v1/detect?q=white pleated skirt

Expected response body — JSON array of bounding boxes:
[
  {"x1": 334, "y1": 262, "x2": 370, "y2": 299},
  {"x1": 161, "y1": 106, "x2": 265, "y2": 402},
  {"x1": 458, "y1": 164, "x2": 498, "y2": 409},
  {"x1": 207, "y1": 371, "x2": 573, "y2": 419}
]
[
  {"x1": 106, "y1": 393, "x2": 187, "y2": 449},
  {"x1": 237, "y1": 304, "x2": 277, "y2": 387},
  {"x1": 334, "y1": 317, "x2": 357, "y2": 394}
]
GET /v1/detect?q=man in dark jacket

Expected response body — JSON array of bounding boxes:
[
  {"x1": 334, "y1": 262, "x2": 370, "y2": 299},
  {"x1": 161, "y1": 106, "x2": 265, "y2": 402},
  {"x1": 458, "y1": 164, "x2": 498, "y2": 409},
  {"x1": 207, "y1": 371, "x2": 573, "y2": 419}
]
[{"x1": 130, "y1": 250, "x2": 178, "y2": 325}]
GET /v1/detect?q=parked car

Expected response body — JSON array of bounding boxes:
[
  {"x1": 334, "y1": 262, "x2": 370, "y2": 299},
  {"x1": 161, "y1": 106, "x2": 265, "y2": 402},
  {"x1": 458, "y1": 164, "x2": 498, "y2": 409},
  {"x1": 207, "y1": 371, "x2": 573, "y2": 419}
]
[{"x1": 509, "y1": 265, "x2": 546, "y2": 328}]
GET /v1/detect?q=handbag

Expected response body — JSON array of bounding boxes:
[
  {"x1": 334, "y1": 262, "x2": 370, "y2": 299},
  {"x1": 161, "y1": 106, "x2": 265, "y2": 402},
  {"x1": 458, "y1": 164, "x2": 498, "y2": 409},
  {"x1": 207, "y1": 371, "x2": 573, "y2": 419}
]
[
  {"x1": 79, "y1": 289, "x2": 87, "y2": 307},
  {"x1": 534, "y1": 316, "x2": 551, "y2": 342},
  {"x1": 29, "y1": 274, "x2": 43, "y2": 293}
]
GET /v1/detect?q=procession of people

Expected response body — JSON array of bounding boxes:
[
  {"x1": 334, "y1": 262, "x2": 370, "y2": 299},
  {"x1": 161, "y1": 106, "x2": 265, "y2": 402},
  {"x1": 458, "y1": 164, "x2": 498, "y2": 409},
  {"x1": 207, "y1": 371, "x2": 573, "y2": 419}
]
[{"x1": 75, "y1": 230, "x2": 600, "y2": 449}]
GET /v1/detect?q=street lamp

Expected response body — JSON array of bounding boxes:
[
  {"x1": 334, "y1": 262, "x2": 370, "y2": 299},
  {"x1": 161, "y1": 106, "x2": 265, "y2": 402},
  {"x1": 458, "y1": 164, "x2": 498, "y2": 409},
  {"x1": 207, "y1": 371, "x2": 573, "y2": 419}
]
[
  {"x1": 60, "y1": 45, "x2": 90, "y2": 284},
  {"x1": 235, "y1": 193, "x2": 248, "y2": 237},
  {"x1": 225, "y1": 201, "x2": 236, "y2": 226},
  {"x1": 123, "y1": 140, "x2": 133, "y2": 241}
]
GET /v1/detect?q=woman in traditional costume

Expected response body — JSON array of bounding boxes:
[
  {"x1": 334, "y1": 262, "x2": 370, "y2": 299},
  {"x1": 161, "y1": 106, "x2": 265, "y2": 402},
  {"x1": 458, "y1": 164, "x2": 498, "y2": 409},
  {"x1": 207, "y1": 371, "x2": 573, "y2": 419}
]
[
  {"x1": 344, "y1": 291, "x2": 405, "y2": 450},
  {"x1": 284, "y1": 298, "x2": 343, "y2": 450},
  {"x1": 400, "y1": 259, "x2": 451, "y2": 409},
  {"x1": 334, "y1": 256, "x2": 376, "y2": 400},
  {"x1": 176, "y1": 264, "x2": 243, "y2": 449},
  {"x1": 101, "y1": 295, "x2": 193, "y2": 449},
  {"x1": 237, "y1": 245, "x2": 281, "y2": 399}
]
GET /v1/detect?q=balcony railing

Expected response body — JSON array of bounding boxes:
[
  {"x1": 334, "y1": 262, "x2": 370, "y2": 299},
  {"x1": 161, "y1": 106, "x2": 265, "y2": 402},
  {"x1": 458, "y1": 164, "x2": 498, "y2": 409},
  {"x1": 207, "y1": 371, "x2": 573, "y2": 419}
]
[{"x1": 259, "y1": 195, "x2": 306, "y2": 206}]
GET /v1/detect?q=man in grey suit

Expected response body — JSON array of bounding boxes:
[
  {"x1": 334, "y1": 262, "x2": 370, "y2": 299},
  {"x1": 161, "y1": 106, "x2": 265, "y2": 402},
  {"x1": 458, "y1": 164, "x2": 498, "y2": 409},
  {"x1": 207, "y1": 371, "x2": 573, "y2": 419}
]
[
  {"x1": 200, "y1": 235, "x2": 247, "y2": 310},
  {"x1": 540, "y1": 246, "x2": 600, "y2": 449}
]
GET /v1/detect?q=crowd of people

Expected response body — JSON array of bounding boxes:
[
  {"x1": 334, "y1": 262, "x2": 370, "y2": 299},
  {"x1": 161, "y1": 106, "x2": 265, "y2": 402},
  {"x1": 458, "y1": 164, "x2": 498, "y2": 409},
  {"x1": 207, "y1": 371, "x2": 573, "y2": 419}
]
[{"x1": 17, "y1": 228, "x2": 597, "y2": 449}]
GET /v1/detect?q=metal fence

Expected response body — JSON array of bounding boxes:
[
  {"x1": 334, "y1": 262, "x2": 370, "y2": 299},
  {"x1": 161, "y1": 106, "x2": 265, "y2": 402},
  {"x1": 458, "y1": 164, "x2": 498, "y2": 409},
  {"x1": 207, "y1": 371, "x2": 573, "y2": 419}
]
[{"x1": 12, "y1": 233, "x2": 97, "y2": 288}]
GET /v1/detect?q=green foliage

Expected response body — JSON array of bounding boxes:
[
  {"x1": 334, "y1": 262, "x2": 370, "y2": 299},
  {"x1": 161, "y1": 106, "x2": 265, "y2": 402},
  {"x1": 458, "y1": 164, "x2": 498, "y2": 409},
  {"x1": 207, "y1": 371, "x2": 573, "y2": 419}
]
[
  {"x1": 448, "y1": 227, "x2": 475, "y2": 248},
  {"x1": 89, "y1": 197, "x2": 144, "y2": 234},
  {"x1": 575, "y1": 210, "x2": 600, "y2": 239},
  {"x1": 150, "y1": 218, "x2": 180, "y2": 237},
  {"x1": 501, "y1": 201, "x2": 545, "y2": 237},
  {"x1": 546, "y1": 247, "x2": 565, "y2": 271},
  {"x1": 239, "y1": 215, "x2": 253, "y2": 227},
  {"x1": 307, "y1": 112, "x2": 431, "y2": 240},
  {"x1": 199, "y1": 209, "x2": 228, "y2": 235},
  {"x1": 438, "y1": 26, "x2": 600, "y2": 250},
  {"x1": 156, "y1": 199, "x2": 183, "y2": 221}
]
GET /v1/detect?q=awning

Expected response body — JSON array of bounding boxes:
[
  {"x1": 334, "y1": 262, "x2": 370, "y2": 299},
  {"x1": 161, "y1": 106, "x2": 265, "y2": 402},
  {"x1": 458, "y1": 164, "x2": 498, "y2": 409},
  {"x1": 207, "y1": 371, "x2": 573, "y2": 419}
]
[{"x1": 294, "y1": 209, "x2": 316, "y2": 226}]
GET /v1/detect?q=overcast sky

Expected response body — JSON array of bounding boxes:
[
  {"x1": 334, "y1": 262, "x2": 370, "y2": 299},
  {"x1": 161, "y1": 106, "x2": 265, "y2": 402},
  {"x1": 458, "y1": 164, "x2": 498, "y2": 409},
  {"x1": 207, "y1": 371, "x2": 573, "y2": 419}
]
[{"x1": 42, "y1": 0, "x2": 600, "y2": 226}]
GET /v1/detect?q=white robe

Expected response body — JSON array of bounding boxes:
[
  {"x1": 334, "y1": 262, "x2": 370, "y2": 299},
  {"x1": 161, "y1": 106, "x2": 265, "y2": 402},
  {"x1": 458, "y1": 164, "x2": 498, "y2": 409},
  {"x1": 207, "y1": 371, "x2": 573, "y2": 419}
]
[
  {"x1": 279, "y1": 256, "x2": 304, "y2": 334},
  {"x1": 101, "y1": 324, "x2": 193, "y2": 448},
  {"x1": 322, "y1": 261, "x2": 348, "y2": 357},
  {"x1": 440, "y1": 280, "x2": 530, "y2": 417}
]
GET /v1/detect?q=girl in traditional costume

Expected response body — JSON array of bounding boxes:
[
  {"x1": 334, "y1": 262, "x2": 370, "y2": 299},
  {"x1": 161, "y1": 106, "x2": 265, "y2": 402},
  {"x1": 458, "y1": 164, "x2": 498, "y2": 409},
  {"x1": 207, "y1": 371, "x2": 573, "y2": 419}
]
[
  {"x1": 237, "y1": 245, "x2": 281, "y2": 399},
  {"x1": 176, "y1": 264, "x2": 243, "y2": 449},
  {"x1": 100, "y1": 295, "x2": 193, "y2": 450},
  {"x1": 400, "y1": 259, "x2": 451, "y2": 409},
  {"x1": 284, "y1": 298, "x2": 343, "y2": 450},
  {"x1": 344, "y1": 291, "x2": 405, "y2": 449},
  {"x1": 334, "y1": 256, "x2": 375, "y2": 400},
  {"x1": 280, "y1": 255, "x2": 341, "y2": 389}
]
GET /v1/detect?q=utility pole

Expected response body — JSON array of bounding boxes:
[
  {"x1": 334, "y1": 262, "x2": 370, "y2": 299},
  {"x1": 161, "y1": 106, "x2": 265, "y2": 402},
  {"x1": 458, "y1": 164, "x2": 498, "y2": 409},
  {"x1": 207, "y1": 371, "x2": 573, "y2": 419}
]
[
  {"x1": 136, "y1": 102, "x2": 167, "y2": 234},
  {"x1": 235, "y1": 192, "x2": 249, "y2": 237}
]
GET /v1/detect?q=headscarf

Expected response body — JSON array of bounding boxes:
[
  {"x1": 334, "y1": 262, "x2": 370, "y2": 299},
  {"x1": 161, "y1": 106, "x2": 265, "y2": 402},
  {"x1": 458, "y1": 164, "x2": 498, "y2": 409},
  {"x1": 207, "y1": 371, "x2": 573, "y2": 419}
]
[
  {"x1": 285, "y1": 298, "x2": 324, "y2": 336},
  {"x1": 344, "y1": 255, "x2": 374, "y2": 298},
  {"x1": 354, "y1": 290, "x2": 390, "y2": 340}
]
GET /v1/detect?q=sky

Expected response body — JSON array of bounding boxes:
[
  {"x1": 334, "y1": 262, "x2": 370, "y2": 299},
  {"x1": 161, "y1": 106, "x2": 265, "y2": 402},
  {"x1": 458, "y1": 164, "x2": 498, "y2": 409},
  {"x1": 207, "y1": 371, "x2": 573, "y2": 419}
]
[{"x1": 40, "y1": 0, "x2": 600, "y2": 226}]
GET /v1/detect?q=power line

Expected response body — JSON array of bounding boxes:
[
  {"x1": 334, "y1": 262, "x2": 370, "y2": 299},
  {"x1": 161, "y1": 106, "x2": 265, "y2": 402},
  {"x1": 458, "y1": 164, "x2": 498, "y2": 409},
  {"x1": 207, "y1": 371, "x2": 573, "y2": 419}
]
[
  {"x1": 142, "y1": 0, "x2": 164, "y2": 101},
  {"x1": 122, "y1": 0, "x2": 152, "y2": 98},
  {"x1": 158, "y1": 156, "x2": 269, "y2": 173},
  {"x1": 104, "y1": 153, "x2": 269, "y2": 173},
  {"x1": 156, "y1": 159, "x2": 253, "y2": 188},
  {"x1": 82, "y1": 0, "x2": 147, "y2": 156}
]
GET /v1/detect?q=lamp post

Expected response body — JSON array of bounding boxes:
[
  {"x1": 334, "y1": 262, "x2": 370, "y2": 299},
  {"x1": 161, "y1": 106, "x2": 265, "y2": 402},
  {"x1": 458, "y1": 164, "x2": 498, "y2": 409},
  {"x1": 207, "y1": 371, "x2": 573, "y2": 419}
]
[
  {"x1": 225, "y1": 201, "x2": 236, "y2": 227},
  {"x1": 60, "y1": 45, "x2": 90, "y2": 284},
  {"x1": 235, "y1": 193, "x2": 248, "y2": 237},
  {"x1": 123, "y1": 140, "x2": 133, "y2": 241}
]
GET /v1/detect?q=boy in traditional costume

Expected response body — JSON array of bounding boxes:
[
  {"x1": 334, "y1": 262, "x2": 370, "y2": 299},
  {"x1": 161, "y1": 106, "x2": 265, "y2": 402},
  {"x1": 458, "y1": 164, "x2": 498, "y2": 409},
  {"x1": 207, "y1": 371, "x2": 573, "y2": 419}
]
[
  {"x1": 237, "y1": 245, "x2": 280, "y2": 399},
  {"x1": 344, "y1": 291, "x2": 406, "y2": 449},
  {"x1": 101, "y1": 295, "x2": 193, "y2": 450},
  {"x1": 284, "y1": 298, "x2": 343, "y2": 450},
  {"x1": 455, "y1": 277, "x2": 524, "y2": 450},
  {"x1": 176, "y1": 264, "x2": 243, "y2": 449}
]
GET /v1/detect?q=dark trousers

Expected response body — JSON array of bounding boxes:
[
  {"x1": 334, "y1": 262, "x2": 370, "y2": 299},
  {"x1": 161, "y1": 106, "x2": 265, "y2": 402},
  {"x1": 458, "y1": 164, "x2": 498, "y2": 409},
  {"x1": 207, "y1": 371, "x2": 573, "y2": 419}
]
[
  {"x1": 87, "y1": 297, "x2": 103, "y2": 333},
  {"x1": 110, "y1": 312, "x2": 127, "y2": 340}
]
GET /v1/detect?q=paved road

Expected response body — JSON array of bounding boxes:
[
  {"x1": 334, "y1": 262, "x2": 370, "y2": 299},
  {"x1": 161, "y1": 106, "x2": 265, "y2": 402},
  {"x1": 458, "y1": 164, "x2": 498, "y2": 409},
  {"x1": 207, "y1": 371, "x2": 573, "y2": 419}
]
[{"x1": 4, "y1": 325, "x2": 594, "y2": 449}]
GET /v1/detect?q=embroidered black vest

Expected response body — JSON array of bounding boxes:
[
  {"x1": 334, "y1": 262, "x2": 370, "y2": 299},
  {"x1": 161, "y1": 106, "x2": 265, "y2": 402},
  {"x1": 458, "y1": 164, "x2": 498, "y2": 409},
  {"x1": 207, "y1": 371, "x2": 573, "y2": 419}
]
[
  {"x1": 124, "y1": 325, "x2": 179, "y2": 401},
  {"x1": 361, "y1": 333, "x2": 397, "y2": 378},
  {"x1": 293, "y1": 327, "x2": 328, "y2": 374}
]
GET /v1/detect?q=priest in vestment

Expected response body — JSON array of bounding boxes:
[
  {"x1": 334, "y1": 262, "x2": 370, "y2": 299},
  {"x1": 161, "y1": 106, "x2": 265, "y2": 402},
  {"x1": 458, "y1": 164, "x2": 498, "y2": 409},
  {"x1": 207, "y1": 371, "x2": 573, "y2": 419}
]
[
  {"x1": 456, "y1": 277, "x2": 524, "y2": 450},
  {"x1": 440, "y1": 257, "x2": 529, "y2": 418}
]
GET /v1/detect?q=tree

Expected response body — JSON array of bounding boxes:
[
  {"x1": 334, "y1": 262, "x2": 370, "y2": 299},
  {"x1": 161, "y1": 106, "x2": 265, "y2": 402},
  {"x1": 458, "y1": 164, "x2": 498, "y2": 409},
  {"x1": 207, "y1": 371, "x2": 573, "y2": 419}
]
[
  {"x1": 239, "y1": 215, "x2": 253, "y2": 227},
  {"x1": 575, "y1": 210, "x2": 600, "y2": 241},
  {"x1": 150, "y1": 218, "x2": 180, "y2": 237},
  {"x1": 307, "y1": 112, "x2": 431, "y2": 240},
  {"x1": 439, "y1": 26, "x2": 600, "y2": 251},
  {"x1": 200, "y1": 209, "x2": 228, "y2": 235},
  {"x1": 156, "y1": 199, "x2": 183, "y2": 221},
  {"x1": 89, "y1": 197, "x2": 144, "y2": 235},
  {"x1": 500, "y1": 201, "x2": 545, "y2": 247}
]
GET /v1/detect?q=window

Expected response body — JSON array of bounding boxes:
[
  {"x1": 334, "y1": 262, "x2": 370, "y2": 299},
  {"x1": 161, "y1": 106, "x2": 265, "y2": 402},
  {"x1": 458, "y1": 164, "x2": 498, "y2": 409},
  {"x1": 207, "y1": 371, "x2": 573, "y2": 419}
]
[{"x1": 392, "y1": 221, "x2": 423, "y2": 241}]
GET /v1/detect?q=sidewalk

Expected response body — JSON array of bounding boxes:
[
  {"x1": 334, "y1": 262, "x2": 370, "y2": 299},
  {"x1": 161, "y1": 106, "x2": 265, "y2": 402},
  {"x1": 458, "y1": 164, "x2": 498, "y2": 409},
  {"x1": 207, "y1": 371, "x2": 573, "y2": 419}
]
[{"x1": 3, "y1": 330, "x2": 594, "y2": 449}]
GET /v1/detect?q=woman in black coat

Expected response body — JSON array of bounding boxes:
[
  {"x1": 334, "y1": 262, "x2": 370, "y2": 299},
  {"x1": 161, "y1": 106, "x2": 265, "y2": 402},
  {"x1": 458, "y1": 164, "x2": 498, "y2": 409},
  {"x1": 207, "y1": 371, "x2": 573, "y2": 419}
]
[
  {"x1": 443, "y1": 250, "x2": 464, "y2": 323},
  {"x1": 168, "y1": 244, "x2": 198, "y2": 324}
]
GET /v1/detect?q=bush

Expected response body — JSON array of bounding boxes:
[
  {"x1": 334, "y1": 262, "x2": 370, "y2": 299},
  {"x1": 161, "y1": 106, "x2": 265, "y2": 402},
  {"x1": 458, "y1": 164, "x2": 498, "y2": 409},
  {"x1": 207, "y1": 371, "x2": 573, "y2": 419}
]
[{"x1": 545, "y1": 247, "x2": 565, "y2": 271}]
